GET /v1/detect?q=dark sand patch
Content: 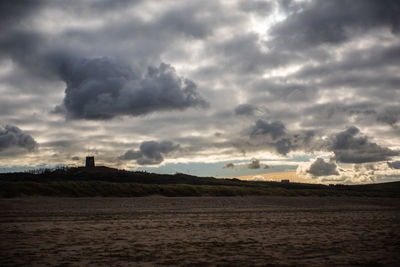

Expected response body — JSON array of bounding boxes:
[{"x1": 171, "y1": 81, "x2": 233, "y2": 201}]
[{"x1": 1, "y1": 196, "x2": 399, "y2": 266}]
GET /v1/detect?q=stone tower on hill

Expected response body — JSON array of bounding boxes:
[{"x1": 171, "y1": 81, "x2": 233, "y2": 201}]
[{"x1": 86, "y1": 156, "x2": 95, "y2": 167}]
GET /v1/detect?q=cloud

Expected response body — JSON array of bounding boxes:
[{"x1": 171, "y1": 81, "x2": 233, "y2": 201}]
[
  {"x1": 0, "y1": 2, "x2": 211, "y2": 122},
  {"x1": 377, "y1": 106, "x2": 400, "y2": 127},
  {"x1": 247, "y1": 158, "x2": 261, "y2": 169},
  {"x1": 54, "y1": 58, "x2": 208, "y2": 119},
  {"x1": 120, "y1": 140, "x2": 179, "y2": 165},
  {"x1": 0, "y1": 0, "x2": 399, "y2": 179},
  {"x1": 243, "y1": 119, "x2": 318, "y2": 155},
  {"x1": 271, "y1": 0, "x2": 400, "y2": 49},
  {"x1": 329, "y1": 126, "x2": 398, "y2": 163},
  {"x1": 0, "y1": 125, "x2": 37, "y2": 154},
  {"x1": 388, "y1": 161, "x2": 400, "y2": 169},
  {"x1": 0, "y1": 0, "x2": 44, "y2": 30},
  {"x1": 243, "y1": 121, "x2": 397, "y2": 164},
  {"x1": 234, "y1": 104, "x2": 258, "y2": 116},
  {"x1": 306, "y1": 158, "x2": 339, "y2": 177},
  {"x1": 239, "y1": 0, "x2": 273, "y2": 16},
  {"x1": 249, "y1": 119, "x2": 286, "y2": 139},
  {"x1": 222, "y1": 162, "x2": 235, "y2": 169}
]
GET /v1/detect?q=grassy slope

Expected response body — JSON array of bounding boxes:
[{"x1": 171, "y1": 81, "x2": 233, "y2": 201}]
[
  {"x1": 0, "y1": 167, "x2": 399, "y2": 197},
  {"x1": 1, "y1": 181, "x2": 399, "y2": 198}
]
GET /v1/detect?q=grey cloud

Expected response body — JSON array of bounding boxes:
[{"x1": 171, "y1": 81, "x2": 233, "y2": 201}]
[
  {"x1": 90, "y1": 0, "x2": 142, "y2": 10},
  {"x1": 0, "y1": 2, "x2": 213, "y2": 122},
  {"x1": 0, "y1": 125, "x2": 37, "y2": 153},
  {"x1": 294, "y1": 44, "x2": 400, "y2": 81},
  {"x1": 307, "y1": 158, "x2": 339, "y2": 177},
  {"x1": 377, "y1": 106, "x2": 400, "y2": 127},
  {"x1": 209, "y1": 33, "x2": 302, "y2": 76},
  {"x1": 222, "y1": 159, "x2": 268, "y2": 170},
  {"x1": 244, "y1": 121, "x2": 398, "y2": 164},
  {"x1": 271, "y1": 0, "x2": 400, "y2": 49},
  {"x1": 60, "y1": 1, "x2": 225, "y2": 64},
  {"x1": 301, "y1": 102, "x2": 377, "y2": 128},
  {"x1": 251, "y1": 79, "x2": 318, "y2": 103},
  {"x1": 278, "y1": 0, "x2": 306, "y2": 14},
  {"x1": 0, "y1": 0, "x2": 44, "y2": 30},
  {"x1": 154, "y1": 5, "x2": 214, "y2": 39},
  {"x1": 239, "y1": 1, "x2": 273, "y2": 16},
  {"x1": 249, "y1": 120, "x2": 286, "y2": 139},
  {"x1": 120, "y1": 141, "x2": 179, "y2": 165},
  {"x1": 41, "y1": 140, "x2": 75, "y2": 148},
  {"x1": 244, "y1": 119, "x2": 318, "y2": 155},
  {"x1": 222, "y1": 162, "x2": 235, "y2": 169},
  {"x1": 329, "y1": 126, "x2": 398, "y2": 163},
  {"x1": 58, "y1": 58, "x2": 208, "y2": 119},
  {"x1": 0, "y1": 31, "x2": 45, "y2": 69},
  {"x1": 71, "y1": 156, "x2": 80, "y2": 161},
  {"x1": 234, "y1": 104, "x2": 258, "y2": 116},
  {"x1": 248, "y1": 158, "x2": 261, "y2": 169},
  {"x1": 387, "y1": 161, "x2": 400, "y2": 169}
]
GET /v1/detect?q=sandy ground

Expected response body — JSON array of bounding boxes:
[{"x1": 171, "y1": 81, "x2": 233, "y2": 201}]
[{"x1": 1, "y1": 196, "x2": 400, "y2": 266}]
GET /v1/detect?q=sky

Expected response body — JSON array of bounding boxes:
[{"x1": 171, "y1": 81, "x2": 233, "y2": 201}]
[{"x1": 0, "y1": 0, "x2": 400, "y2": 184}]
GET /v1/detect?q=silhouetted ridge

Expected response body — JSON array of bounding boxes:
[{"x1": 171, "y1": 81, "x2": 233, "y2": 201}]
[{"x1": 1, "y1": 167, "x2": 400, "y2": 198}]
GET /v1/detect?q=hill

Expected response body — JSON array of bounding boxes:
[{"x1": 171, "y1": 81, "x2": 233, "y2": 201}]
[{"x1": 0, "y1": 166, "x2": 399, "y2": 197}]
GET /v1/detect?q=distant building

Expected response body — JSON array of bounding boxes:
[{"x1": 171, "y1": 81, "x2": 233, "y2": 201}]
[
  {"x1": 281, "y1": 179, "x2": 290, "y2": 183},
  {"x1": 86, "y1": 156, "x2": 95, "y2": 167}
]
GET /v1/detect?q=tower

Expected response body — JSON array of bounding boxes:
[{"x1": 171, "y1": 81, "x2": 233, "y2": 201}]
[{"x1": 86, "y1": 156, "x2": 95, "y2": 168}]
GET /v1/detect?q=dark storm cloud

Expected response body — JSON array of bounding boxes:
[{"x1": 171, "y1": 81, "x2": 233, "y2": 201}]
[
  {"x1": 0, "y1": 36, "x2": 208, "y2": 120},
  {"x1": 0, "y1": 0, "x2": 44, "y2": 30},
  {"x1": 387, "y1": 161, "x2": 400, "y2": 169},
  {"x1": 57, "y1": 57, "x2": 208, "y2": 119},
  {"x1": 0, "y1": 31, "x2": 45, "y2": 68},
  {"x1": 0, "y1": 1, "x2": 212, "y2": 121},
  {"x1": 271, "y1": 0, "x2": 400, "y2": 49},
  {"x1": 0, "y1": 125, "x2": 37, "y2": 153},
  {"x1": 247, "y1": 158, "x2": 261, "y2": 169},
  {"x1": 234, "y1": 104, "x2": 258, "y2": 116},
  {"x1": 329, "y1": 126, "x2": 398, "y2": 163},
  {"x1": 120, "y1": 141, "x2": 179, "y2": 165},
  {"x1": 306, "y1": 158, "x2": 339, "y2": 177}
]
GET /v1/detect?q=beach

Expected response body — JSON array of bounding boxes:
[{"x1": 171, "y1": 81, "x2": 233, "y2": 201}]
[{"x1": 1, "y1": 196, "x2": 399, "y2": 266}]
